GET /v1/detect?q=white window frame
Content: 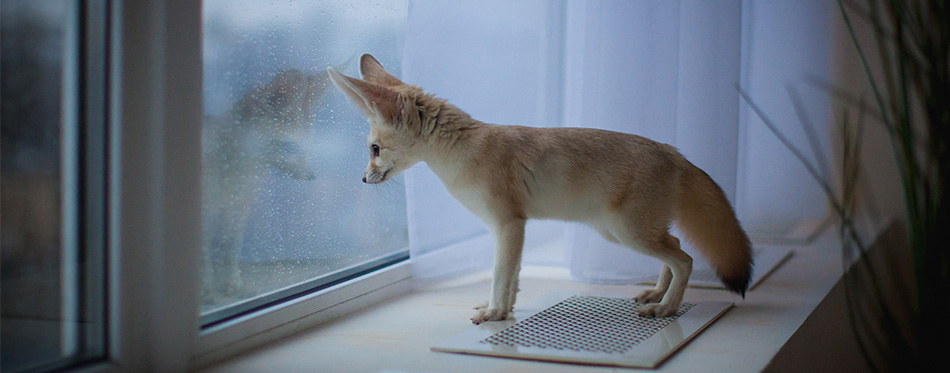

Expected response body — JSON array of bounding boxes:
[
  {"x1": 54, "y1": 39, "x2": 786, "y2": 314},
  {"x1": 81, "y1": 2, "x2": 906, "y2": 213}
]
[{"x1": 84, "y1": 1, "x2": 411, "y2": 371}]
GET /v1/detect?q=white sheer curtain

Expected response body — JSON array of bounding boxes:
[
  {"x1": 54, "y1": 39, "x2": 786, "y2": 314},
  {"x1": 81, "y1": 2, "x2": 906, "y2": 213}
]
[
  {"x1": 401, "y1": 0, "x2": 830, "y2": 284},
  {"x1": 401, "y1": 0, "x2": 568, "y2": 281},
  {"x1": 562, "y1": 0, "x2": 743, "y2": 283},
  {"x1": 736, "y1": 0, "x2": 832, "y2": 235}
]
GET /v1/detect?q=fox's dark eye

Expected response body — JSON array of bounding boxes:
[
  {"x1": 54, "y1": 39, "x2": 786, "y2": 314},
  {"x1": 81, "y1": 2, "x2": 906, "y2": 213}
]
[{"x1": 371, "y1": 144, "x2": 380, "y2": 157}]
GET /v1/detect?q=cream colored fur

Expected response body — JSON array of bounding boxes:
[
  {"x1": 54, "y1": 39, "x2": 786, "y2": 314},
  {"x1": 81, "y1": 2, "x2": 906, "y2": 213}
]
[{"x1": 328, "y1": 54, "x2": 752, "y2": 324}]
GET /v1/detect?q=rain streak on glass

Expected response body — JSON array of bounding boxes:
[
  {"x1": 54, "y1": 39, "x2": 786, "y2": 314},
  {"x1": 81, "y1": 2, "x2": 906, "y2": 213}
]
[{"x1": 201, "y1": 0, "x2": 408, "y2": 315}]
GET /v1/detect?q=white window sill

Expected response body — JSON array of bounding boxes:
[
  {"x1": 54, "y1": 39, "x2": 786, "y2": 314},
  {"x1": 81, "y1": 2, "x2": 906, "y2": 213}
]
[
  {"x1": 200, "y1": 229, "x2": 848, "y2": 372},
  {"x1": 194, "y1": 260, "x2": 412, "y2": 368}
]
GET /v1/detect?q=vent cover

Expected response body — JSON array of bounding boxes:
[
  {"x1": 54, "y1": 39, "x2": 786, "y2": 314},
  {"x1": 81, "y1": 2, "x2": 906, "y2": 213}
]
[
  {"x1": 432, "y1": 293, "x2": 733, "y2": 369},
  {"x1": 481, "y1": 296, "x2": 693, "y2": 354}
]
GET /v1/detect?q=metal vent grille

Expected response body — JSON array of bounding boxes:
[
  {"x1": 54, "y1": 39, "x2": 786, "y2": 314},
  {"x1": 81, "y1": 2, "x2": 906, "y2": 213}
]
[{"x1": 480, "y1": 296, "x2": 694, "y2": 354}]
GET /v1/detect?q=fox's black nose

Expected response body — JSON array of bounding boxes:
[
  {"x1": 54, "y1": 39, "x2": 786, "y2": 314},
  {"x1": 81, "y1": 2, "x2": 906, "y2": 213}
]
[{"x1": 362, "y1": 176, "x2": 367, "y2": 183}]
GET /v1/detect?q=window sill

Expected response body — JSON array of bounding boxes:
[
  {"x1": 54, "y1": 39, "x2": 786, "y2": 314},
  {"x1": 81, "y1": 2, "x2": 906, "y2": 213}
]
[
  {"x1": 201, "y1": 227, "x2": 853, "y2": 372},
  {"x1": 194, "y1": 260, "x2": 412, "y2": 368}
]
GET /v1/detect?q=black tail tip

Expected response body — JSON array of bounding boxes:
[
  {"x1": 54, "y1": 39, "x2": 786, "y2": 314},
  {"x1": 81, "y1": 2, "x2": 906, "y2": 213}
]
[{"x1": 722, "y1": 275, "x2": 751, "y2": 299}]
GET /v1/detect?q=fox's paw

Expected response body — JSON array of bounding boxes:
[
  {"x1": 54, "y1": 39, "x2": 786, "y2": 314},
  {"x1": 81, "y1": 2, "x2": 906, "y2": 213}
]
[
  {"x1": 470, "y1": 307, "x2": 510, "y2": 324},
  {"x1": 473, "y1": 301, "x2": 488, "y2": 310},
  {"x1": 637, "y1": 303, "x2": 678, "y2": 318},
  {"x1": 634, "y1": 289, "x2": 666, "y2": 304}
]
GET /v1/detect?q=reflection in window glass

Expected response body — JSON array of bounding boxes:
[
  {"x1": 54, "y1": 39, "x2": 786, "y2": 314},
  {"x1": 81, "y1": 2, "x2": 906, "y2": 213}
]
[
  {"x1": 201, "y1": 0, "x2": 409, "y2": 321},
  {"x1": 1, "y1": 1, "x2": 106, "y2": 371}
]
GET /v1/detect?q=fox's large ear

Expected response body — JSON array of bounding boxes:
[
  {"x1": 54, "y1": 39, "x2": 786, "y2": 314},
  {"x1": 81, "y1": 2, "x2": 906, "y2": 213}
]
[
  {"x1": 359, "y1": 54, "x2": 404, "y2": 87},
  {"x1": 327, "y1": 66, "x2": 399, "y2": 121}
]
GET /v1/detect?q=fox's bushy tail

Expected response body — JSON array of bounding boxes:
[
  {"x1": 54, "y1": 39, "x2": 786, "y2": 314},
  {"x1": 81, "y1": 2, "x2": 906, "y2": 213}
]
[{"x1": 675, "y1": 161, "x2": 753, "y2": 296}]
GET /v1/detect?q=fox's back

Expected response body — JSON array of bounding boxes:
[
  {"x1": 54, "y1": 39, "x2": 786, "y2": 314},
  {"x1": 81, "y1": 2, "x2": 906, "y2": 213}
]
[{"x1": 470, "y1": 125, "x2": 685, "y2": 222}]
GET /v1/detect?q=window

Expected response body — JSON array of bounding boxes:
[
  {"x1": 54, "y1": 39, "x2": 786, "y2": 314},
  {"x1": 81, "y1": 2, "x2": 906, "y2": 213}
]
[
  {"x1": 199, "y1": 0, "x2": 409, "y2": 326},
  {"x1": 3, "y1": 1, "x2": 414, "y2": 370},
  {"x1": 1, "y1": 1, "x2": 108, "y2": 371}
]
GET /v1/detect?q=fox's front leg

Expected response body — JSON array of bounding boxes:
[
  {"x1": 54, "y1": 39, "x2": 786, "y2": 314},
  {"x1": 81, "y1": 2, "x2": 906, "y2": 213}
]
[{"x1": 471, "y1": 218, "x2": 525, "y2": 324}]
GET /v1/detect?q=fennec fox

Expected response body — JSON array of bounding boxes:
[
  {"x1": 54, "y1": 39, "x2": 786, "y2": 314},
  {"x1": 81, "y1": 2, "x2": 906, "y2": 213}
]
[{"x1": 328, "y1": 54, "x2": 752, "y2": 324}]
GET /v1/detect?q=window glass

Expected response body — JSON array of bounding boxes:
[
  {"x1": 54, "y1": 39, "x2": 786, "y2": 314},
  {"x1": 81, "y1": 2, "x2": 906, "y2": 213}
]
[
  {"x1": 1, "y1": 1, "x2": 106, "y2": 371},
  {"x1": 201, "y1": 0, "x2": 409, "y2": 322}
]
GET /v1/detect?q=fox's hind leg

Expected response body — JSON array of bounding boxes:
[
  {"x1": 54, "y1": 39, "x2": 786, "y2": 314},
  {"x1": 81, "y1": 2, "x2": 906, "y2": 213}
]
[
  {"x1": 634, "y1": 235, "x2": 680, "y2": 304},
  {"x1": 613, "y1": 225, "x2": 692, "y2": 318},
  {"x1": 636, "y1": 264, "x2": 672, "y2": 304}
]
